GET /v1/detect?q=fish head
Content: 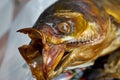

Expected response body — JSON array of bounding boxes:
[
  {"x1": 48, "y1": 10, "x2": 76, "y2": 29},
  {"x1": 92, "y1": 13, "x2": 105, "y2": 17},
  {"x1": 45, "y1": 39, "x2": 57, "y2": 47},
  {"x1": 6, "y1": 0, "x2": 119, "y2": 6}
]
[
  {"x1": 17, "y1": 11, "x2": 91, "y2": 79},
  {"x1": 17, "y1": 0, "x2": 113, "y2": 79}
]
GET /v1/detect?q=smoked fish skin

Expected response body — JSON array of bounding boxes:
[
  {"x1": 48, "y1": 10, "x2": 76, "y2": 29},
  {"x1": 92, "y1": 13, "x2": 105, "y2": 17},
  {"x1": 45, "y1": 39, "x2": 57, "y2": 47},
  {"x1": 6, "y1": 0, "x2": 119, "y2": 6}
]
[{"x1": 18, "y1": 0, "x2": 120, "y2": 79}]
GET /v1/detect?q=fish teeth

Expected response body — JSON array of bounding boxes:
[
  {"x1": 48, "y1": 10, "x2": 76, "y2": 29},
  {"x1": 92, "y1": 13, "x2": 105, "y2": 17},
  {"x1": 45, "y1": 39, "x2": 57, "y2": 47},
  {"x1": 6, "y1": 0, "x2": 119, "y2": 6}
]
[
  {"x1": 69, "y1": 39, "x2": 76, "y2": 43},
  {"x1": 67, "y1": 34, "x2": 93, "y2": 45}
]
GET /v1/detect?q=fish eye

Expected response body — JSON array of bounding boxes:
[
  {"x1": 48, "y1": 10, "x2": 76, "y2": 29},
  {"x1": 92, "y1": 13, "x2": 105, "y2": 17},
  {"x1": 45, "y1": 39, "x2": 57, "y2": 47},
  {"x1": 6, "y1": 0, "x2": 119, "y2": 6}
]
[{"x1": 57, "y1": 22, "x2": 71, "y2": 34}]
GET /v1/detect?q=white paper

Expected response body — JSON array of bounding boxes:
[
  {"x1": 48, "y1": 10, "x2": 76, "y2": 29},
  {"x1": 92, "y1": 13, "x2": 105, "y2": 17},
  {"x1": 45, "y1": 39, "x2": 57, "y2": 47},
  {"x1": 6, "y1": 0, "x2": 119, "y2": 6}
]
[
  {"x1": 0, "y1": 0, "x2": 57, "y2": 80},
  {"x1": 0, "y1": 0, "x2": 13, "y2": 38}
]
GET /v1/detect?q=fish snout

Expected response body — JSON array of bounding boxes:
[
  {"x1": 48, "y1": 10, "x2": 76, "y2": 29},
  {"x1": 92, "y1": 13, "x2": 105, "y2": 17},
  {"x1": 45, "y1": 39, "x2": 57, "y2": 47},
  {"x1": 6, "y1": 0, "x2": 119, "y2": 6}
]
[{"x1": 17, "y1": 28, "x2": 66, "y2": 79}]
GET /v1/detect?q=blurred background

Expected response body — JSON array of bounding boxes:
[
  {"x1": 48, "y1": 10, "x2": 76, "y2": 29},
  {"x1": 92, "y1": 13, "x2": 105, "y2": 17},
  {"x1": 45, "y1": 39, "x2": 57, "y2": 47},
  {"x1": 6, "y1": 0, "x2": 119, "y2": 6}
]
[
  {"x1": 0, "y1": 0, "x2": 29, "y2": 66},
  {"x1": 0, "y1": 0, "x2": 57, "y2": 80}
]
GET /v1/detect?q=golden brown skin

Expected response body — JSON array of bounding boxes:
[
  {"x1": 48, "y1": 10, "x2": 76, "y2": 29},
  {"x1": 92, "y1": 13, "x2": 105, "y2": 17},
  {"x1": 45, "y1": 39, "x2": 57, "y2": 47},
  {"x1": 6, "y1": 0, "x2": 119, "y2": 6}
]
[{"x1": 18, "y1": 0, "x2": 120, "y2": 79}]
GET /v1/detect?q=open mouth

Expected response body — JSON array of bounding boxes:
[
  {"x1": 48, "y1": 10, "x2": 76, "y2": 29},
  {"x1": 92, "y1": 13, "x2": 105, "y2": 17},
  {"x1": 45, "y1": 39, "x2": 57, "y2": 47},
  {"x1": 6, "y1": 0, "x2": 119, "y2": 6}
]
[
  {"x1": 17, "y1": 28, "x2": 70, "y2": 79},
  {"x1": 17, "y1": 28, "x2": 97, "y2": 79}
]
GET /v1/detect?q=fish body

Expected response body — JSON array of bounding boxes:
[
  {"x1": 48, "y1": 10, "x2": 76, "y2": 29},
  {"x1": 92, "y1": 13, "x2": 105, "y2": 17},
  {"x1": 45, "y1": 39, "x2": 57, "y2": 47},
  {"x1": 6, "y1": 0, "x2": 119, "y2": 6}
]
[{"x1": 18, "y1": 0, "x2": 120, "y2": 79}]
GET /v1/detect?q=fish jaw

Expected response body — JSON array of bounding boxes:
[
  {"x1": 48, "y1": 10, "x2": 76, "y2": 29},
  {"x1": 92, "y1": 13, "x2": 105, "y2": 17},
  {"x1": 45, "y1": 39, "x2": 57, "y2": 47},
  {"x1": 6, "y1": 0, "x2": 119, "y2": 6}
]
[{"x1": 17, "y1": 28, "x2": 66, "y2": 79}]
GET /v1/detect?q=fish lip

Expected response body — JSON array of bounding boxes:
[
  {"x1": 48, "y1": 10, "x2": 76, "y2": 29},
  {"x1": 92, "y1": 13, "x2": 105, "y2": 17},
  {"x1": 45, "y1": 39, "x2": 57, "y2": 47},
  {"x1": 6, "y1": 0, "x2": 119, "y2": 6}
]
[
  {"x1": 17, "y1": 28, "x2": 47, "y2": 45},
  {"x1": 17, "y1": 28, "x2": 67, "y2": 79}
]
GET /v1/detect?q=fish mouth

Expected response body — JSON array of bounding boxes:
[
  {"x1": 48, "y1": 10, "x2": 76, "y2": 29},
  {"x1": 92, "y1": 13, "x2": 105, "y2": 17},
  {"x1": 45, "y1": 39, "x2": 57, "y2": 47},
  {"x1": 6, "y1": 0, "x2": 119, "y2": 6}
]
[
  {"x1": 17, "y1": 28, "x2": 94, "y2": 79},
  {"x1": 17, "y1": 28, "x2": 70, "y2": 79},
  {"x1": 17, "y1": 28, "x2": 96, "y2": 79}
]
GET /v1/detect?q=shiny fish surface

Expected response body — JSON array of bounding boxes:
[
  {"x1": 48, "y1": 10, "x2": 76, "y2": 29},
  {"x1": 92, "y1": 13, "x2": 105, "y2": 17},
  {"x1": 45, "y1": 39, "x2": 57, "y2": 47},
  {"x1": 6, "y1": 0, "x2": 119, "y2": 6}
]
[{"x1": 18, "y1": 0, "x2": 120, "y2": 79}]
